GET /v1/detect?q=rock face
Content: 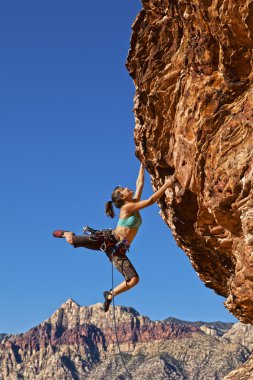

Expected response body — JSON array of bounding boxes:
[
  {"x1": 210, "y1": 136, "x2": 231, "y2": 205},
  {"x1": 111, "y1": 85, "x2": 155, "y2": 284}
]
[
  {"x1": 221, "y1": 323, "x2": 253, "y2": 379},
  {"x1": 223, "y1": 356, "x2": 253, "y2": 380},
  {"x1": 126, "y1": 0, "x2": 253, "y2": 323},
  {"x1": 0, "y1": 299, "x2": 250, "y2": 379},
  {"x1": 223, "y1": 322, "x2": 253, "y2": 350}
]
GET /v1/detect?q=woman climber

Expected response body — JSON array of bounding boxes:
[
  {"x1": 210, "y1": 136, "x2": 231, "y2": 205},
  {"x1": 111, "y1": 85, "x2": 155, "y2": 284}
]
[{"x1": 53, "y1": 164, "x2": 175, "y2": 312}]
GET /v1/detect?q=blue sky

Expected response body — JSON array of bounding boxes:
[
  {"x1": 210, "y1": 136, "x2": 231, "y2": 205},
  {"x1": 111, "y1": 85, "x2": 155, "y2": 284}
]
[{"x1": 0, "y1": 0, "x2": 237, "y2": 333}]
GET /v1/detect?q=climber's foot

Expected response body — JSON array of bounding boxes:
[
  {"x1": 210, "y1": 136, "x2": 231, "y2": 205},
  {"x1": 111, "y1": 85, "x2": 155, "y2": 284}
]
[
  {"x1": 52, "y1": 230, "x2": 70, "y2": 238},
  {"x1": 103, "y1": 290, "x2": 113, "y2": 312}
]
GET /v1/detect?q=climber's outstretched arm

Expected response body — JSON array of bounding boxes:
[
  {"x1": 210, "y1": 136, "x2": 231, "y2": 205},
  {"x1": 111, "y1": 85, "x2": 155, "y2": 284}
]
[
  {"x1": 125, "y1": 175, "x2": 175, "y2": 213},
  {"x1": 133, "y1": 163, "x2": 145, "y2": 201}
]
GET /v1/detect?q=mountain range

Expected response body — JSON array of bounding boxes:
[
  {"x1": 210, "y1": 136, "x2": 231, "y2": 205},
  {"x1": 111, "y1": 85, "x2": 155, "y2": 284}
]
[{"x1": 0, "y1": 299, "x2": 253, "y2": 379}]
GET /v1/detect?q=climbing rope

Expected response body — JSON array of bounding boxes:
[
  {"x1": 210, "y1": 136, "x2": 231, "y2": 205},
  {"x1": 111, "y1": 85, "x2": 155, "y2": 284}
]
[
  {"x1": 91, "y1": 227, "x2": 133, "y2": 378},
  {"x1": 111, "y1": 259, "x2": 133, "y2": 380}
]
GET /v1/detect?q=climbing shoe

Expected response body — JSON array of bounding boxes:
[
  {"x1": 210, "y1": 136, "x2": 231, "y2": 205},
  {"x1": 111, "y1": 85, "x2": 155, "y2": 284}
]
[
  {"x1": 52, "y1": 230, "x2": 72, "y2": 238},
  {"x1": 103, "y1": 290, "x2": 113, "y2": 312}
]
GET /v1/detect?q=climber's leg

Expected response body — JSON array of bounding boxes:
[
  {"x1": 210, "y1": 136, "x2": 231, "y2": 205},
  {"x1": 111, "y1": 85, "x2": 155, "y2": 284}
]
[
  {"x1": 53, "y1": 230, "x2": 102, "y2": 250},
  {"x1": 109, "y1": 275, "x2": 140, "y2": 299},
  {"x1": 103, "y1": 252, "x2": 139, "y2": 311}
]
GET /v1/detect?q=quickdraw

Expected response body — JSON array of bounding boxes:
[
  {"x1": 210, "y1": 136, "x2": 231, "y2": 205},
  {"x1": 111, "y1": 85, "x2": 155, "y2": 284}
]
[{"x1": 82, "y1": 225, "x2": 112, "y2": 237}]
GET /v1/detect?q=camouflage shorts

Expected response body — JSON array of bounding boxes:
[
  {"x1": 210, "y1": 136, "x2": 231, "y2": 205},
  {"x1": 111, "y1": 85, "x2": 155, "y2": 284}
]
[{"x1": 108, "y1": 250, "x2": 138, "y2": 282}]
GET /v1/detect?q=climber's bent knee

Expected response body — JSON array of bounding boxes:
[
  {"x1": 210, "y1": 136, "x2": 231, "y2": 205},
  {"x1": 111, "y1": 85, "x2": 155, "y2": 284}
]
[{"x1": 126, "y1": 275, "x2": 140, "y2": 287}]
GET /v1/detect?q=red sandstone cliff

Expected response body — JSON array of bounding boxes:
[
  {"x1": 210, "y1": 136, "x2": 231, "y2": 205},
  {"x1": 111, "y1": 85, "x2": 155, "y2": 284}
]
[{"x1": 126, "y1": 0, "x2": 253, "y2": 323}]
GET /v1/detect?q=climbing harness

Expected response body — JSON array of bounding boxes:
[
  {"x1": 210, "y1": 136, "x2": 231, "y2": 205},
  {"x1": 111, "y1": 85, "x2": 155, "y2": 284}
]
[
  {"x1": 100, "y1": 236, "x2": 130, "y2": 257},
  {"x1": 83, "y1": 225, "x2": 130, "y2": 256}
]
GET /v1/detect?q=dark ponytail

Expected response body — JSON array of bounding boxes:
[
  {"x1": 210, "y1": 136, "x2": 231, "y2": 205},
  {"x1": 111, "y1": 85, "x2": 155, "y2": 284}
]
[
  {"x1": 105, "y1": 186, "x2": 125, "y2": 218},
  {"x1": 105, "y1": 200, "x2": 115, "y2": 218}
]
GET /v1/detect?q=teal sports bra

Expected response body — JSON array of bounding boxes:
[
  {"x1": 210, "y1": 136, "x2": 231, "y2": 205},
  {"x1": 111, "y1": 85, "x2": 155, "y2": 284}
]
[{"x1": 117, "y1": 212, "x2": 142, "y2": 229}]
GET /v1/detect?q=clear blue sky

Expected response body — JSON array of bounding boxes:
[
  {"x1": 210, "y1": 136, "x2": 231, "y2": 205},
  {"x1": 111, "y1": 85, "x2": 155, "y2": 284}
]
[{"x1": 0, "y1": 0, "x2": 237, "y2": 333}]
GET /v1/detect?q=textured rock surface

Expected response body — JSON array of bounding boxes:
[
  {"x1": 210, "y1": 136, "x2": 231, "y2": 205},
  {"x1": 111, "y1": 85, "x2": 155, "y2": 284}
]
[
  {"x1": 126, "y1": 0, "x2": 253, "y2": 323},
  {"x1": 223, "y1": 322, "x2": 253, "y2": 350},
  {"x1": 223, "y1": 356, "x2": 253, "y2": 380},
  {"x1": 0, "y1": 299, "x2": 250, "y2": 379}
]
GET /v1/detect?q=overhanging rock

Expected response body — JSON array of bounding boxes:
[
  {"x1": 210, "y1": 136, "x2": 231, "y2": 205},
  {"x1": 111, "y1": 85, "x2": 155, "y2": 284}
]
[{"x1": 126, "y1": 0, "x2": 253, "y2": 323}]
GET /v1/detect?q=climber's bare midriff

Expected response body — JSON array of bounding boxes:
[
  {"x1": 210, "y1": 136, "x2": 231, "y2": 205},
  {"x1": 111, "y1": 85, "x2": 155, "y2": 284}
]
[{"x1": 114, "y1": 225, "x2": 138, "y2": 243}]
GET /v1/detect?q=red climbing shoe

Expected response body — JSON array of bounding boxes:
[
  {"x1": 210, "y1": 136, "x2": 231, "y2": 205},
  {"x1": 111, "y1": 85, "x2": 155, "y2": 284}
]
[
  {"x1": 52, "y1": 230, "x2": 70, "y2": 238},
  {"x1": 103, "y1": 290, "x2": 113, "y2": 312}
]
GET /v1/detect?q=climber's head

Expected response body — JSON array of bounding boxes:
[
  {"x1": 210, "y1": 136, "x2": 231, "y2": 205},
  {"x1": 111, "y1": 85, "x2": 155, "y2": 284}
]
[
  {"x1": 117, "y1": 186, "x2": 134, "y2": 202},
  {"x1": 105, "y1": 186, "x2": 134, "y2": 218}
]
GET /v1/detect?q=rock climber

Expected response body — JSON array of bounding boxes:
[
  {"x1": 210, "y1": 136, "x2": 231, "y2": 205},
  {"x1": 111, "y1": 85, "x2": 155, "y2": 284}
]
[{"x1": 53, "y1": 164, "x2": 175, "y2": 312}]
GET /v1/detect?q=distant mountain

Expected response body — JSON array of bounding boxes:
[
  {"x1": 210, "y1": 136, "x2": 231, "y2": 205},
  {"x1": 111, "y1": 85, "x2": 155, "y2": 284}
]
[
  {"x1": 0, "y1": 335, "x2": 7, "y2": 343},
  {"x1": 165, "y1": 317, "x2": 234, "y2": 337},
  {"x1": 221, "y1": 323, "x2": 253, "y2": 380},
  {"x1": 0, "y1": 299, "x2": 251, "y2": 379},
  {"x1": 222, "y1": 322, "x2": 253, "y2": 350}
]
